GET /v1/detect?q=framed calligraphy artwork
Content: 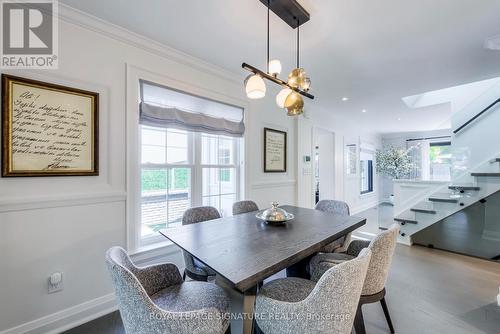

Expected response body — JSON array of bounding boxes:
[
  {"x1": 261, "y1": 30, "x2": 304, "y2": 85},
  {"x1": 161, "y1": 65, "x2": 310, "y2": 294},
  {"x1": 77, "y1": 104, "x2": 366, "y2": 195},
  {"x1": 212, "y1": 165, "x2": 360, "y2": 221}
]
[
  {"x1": 264, "y1": 127, "x2": 287, "y2": 173},
  {"x1": 1, "y1": 74, "x2": 99, "y2": 176}
]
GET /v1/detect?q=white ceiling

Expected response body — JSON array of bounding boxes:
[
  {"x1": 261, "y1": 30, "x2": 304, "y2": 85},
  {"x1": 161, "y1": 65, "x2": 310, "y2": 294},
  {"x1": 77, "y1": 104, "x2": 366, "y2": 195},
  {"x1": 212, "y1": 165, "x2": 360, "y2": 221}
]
[{"x1": 60, "y1": 0, "x2": 500, "y2": 134}]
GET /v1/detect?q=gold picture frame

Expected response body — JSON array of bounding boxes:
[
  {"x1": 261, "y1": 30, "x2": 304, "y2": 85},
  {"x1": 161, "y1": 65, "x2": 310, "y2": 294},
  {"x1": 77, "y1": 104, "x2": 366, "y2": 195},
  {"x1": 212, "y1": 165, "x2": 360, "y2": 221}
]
[{"x1": 1, "y1": 74, "x2": 99, "y2": 176}]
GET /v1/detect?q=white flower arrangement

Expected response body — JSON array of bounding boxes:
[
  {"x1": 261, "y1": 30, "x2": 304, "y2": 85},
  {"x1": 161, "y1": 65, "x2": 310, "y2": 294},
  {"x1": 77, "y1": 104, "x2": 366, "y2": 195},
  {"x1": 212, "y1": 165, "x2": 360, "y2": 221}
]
[{"x1": 376, "y1": 146, "x2": 414, "y2": 179}]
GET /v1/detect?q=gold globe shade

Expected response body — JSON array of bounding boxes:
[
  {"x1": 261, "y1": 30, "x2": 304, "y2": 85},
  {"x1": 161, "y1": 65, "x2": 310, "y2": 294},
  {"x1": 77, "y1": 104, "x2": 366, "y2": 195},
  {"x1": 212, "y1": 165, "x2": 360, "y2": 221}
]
[
  {"x1": 287, "y1": 68, "x2": 306, "y2": 89},
  {"x1": 284, "y1": 92, "x2": 304, "y2": 116}
]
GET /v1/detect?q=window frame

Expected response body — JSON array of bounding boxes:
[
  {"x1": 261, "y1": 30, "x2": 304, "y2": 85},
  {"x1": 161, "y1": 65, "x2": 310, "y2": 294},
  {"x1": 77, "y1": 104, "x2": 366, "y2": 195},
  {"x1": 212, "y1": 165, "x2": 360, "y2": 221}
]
[
  {"x1": 359, "y1": 148, "x2": 375, "y2": 196},
  {"x1": 360, "y1": 159, "x2": 374, "y2": 195},
  {"x1": 126, "y1": 65, "x2": 248, "y2": 253}
]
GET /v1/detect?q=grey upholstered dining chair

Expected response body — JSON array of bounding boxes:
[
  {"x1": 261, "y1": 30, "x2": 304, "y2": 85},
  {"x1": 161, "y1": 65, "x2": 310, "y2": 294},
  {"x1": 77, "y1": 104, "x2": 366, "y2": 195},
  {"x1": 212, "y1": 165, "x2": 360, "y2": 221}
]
[
  {"x1": 315, "y1": 200, "x2": 352, "y2": 253},
  {"x1": 232, "y1": 200, "x2": 259, "y2": 215},
  {"x1": 182, "y1": 206, "x2": 220, "y2": 281},
  {"x1": 105, "y1": 247, "x2": 230, "y2": 334},
  {"x1": 255, "y1": 248, "x2": 372, "y2": 334},
  {"x1": 310, "y1": 223, "x2": 400, "y2": 334}
]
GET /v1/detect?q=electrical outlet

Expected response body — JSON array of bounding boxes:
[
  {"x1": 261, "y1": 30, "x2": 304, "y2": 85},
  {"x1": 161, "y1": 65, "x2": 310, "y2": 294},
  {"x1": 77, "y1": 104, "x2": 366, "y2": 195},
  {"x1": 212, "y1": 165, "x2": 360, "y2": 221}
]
[{"x1": 48, "y1": 272, "x2": 63, "y2": 294}]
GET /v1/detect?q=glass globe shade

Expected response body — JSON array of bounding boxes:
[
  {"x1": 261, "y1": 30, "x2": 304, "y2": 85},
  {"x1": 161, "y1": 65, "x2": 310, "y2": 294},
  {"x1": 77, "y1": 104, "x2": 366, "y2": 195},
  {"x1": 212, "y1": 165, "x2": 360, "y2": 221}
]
[
  {"x1": 288, "y1": 68, "x2": 306, "y2": 89},
  {"x1": 268, "y1": 59, "x2": 282, "y2": 76},
  {"x1": 276, "y1": 88, "x2": 292, "y2": 108},
  {"x1": 301, "y1": 77, "x2": 311, "y2": 91},
  {"x1": 244, "y1": 74, "x2": 266, "y2": 99}
]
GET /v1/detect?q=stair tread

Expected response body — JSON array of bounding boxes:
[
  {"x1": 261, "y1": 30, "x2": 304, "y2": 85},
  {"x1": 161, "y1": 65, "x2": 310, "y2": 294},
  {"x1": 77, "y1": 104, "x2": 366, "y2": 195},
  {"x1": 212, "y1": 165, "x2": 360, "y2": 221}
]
[
  {"x1": 448, "y1": 185, "x2": 480, "y2": 191},
  {"x1": 429, "y1": 194, "x2": 459, "y2": 203},
  {"x1": 471, "y1": 172, "x2": 500, "y2": 176},
  {"x1": 394, "y1": 214, "x2": 418, "y2": 224},
  {"x1": 410, "y1": 207, "x2": 437, "y2": 214}
]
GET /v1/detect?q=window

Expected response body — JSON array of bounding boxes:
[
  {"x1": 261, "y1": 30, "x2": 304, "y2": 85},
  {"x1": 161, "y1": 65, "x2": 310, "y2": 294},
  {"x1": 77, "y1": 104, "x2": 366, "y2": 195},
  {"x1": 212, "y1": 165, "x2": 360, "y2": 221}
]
[
  {"x1": 360, "y1": 151, "x2": 374, "y2": 194},
  {"x1": 140, "y1": 127, "x2": 241, "y2": 239},
  {"x1": 406, "y1": 139, "x2": 452, "y2": 181},
  {"x1": 429, "y1": 142, "x2": 452, "y2": 181},
  {"x1": 201, "y1": 133, "x2": 239, "y2": 218},
  {"x1": 137, "y1": 80, "x2": 244, "y2": 242},
  {"x1": 141, "y1": 127, "x2": 193, "y2": 238}
]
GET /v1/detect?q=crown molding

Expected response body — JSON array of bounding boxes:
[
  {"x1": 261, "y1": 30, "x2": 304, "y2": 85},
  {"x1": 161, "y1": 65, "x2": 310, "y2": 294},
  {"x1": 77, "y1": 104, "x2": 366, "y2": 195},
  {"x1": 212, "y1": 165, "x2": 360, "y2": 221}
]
[
  {"x1": 57, "y1": 4, "x2": 242, "y2": 85},
  {"x1": 485, "y1": 34, "x2": 500, "y2": 50}
]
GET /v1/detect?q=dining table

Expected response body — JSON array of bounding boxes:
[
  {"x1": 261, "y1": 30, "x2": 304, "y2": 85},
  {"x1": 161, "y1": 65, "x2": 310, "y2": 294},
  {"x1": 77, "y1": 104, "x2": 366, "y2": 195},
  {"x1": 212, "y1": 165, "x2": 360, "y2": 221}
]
[{"x1": 160, "y1": 205, "x2": 366, "y2": 334}]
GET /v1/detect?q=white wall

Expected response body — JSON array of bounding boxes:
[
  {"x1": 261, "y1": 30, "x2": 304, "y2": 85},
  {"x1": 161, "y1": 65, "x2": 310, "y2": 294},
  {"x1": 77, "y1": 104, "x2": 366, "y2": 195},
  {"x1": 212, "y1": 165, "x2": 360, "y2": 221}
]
[
  {"x1": 0, "y1": 6, "x2": 296, "y2": 333},
  {"x1": 295, "y1": 113, "x2": 381, "y2": 214}
]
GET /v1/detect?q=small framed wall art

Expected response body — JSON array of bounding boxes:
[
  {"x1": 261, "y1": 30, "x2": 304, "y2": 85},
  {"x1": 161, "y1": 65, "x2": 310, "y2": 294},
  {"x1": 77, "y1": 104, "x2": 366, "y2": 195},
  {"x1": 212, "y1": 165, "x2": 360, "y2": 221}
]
[
  {"x1": 264, "y1": 127, "x2": 287, "y2": 173},
  {"x1": 1, "y1": 74, "x2": 99, "y2": 176}
]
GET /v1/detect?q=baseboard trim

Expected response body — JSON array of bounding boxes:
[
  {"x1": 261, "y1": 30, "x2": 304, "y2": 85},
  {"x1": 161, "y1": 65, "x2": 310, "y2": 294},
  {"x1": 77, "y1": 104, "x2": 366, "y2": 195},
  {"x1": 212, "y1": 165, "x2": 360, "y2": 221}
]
[
  {"x1": 482, "y1": 229, "x2": 500, "y2": 242},
  {"x1": 0, "y1": 294, "x2": 117, "y2": 334}
]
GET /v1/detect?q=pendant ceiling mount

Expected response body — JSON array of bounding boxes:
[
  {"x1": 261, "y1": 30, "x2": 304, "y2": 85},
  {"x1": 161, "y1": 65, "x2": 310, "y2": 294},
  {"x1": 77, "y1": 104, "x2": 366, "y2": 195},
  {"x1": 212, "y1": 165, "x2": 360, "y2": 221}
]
[
  {"x1": 242, "y1": 0, "x2": 313, "y2": 116},
  {"x1": 257, "y1": 0, "x2": 310, "y2": 28}
]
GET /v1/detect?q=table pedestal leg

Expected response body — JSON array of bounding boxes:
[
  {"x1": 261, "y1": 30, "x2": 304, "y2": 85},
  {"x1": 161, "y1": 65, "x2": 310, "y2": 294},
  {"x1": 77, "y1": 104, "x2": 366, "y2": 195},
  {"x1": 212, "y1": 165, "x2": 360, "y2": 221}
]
[
  {"x1": 286, "y1": 255, "x2": 313, "y2": 279},
  {"x1": 243, "y1": 285, "x2": 257, "y2": 334}
]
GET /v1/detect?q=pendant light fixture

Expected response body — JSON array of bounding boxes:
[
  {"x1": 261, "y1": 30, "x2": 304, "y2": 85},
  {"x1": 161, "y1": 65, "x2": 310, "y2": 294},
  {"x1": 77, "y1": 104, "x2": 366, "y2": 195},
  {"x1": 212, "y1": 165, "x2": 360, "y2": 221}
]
[
  {"x1": 244, "y1": 74, "x2": 266, "y2": 99},
  {"x1": 242, "y1": 0, "x2": 313, "y2": 116}
]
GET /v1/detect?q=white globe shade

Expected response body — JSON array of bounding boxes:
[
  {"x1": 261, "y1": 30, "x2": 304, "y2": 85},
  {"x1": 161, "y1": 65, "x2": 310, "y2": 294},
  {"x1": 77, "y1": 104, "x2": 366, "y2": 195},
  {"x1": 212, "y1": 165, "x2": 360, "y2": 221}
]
[
  {"x1": 276, "y1": 88, "x2": 292, "y2": 108},
  {"x1": 268, "y1": 59, "x2": 282, "y2": 76},
  {"x1": 245, "y1": 74, "x2": 266, "y2": 99}
]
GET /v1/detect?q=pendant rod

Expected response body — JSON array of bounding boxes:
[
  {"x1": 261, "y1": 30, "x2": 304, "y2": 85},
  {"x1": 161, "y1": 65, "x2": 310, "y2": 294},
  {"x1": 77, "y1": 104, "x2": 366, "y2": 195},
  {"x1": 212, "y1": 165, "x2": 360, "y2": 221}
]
[
  {"x1": 296, "y1": 18, "x2": 300, "y2": 68},
  {"x1": 267, "y1": 0, "x2": 270, "y2": 73},
  {"x1": 242, "y1": 62, "x2": 314, "y2": 99}
]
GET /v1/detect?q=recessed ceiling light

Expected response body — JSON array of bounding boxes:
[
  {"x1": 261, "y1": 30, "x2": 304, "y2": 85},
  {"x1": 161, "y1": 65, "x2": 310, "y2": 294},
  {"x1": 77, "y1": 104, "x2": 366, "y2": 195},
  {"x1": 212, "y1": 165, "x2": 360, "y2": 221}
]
[
  {"x1": 342, "y1": 97, "x2": 349, "y2": 101},
  {"x1": 397, "y1": 117, "x2": 402, "y2": 121},
  {"x1": 362, "y1": 109, "x2": 367, "y2": 113}
]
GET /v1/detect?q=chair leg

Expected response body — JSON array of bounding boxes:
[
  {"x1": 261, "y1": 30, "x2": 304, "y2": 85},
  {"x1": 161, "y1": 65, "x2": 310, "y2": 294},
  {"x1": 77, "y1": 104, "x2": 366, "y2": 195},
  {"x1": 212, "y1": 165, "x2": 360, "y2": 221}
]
[
  {"x1": 353, "y1": 304, "x2": 366, "y2": 334},
  {"x1": 380, "y1": 297, "x2": 395, "y2": 333}
]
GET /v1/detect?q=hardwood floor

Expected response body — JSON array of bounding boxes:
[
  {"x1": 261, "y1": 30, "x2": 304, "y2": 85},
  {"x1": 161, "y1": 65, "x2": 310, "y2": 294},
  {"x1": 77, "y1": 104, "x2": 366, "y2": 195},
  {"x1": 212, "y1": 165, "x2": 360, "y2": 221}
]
[{"x1": 64, "y1": 244, "x2": 500, "y2": 334}]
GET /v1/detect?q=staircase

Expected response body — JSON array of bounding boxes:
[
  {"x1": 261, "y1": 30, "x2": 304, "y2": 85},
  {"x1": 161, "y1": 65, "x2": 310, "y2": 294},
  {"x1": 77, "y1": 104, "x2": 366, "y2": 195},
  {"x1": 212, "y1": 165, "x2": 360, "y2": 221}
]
[{"x1": 395, "y1": 157, "x2": 500, "y2": 243}]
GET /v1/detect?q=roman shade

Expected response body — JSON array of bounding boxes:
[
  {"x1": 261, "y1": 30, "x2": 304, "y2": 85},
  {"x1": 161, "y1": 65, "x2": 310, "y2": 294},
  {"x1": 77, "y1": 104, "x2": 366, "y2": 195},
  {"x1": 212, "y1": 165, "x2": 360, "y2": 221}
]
[{"x1": 139, "y1": 80, "x2": 245, "y2": 137}]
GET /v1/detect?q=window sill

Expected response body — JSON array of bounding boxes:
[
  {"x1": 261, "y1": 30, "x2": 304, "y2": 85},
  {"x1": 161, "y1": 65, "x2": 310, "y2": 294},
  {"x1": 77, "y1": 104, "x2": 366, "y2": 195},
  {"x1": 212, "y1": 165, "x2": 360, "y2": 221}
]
[
  {"x1": 359, "y1": 191, "x2": 376, "y2": 199},
  {"x1": 129, "y1": 240, "x2": 179, "y2": 264}
]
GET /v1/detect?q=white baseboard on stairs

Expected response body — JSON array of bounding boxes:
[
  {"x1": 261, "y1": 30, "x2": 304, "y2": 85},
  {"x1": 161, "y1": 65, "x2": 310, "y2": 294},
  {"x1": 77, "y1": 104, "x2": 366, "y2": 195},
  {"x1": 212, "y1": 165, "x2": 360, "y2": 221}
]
[{"x1": 0, "y1": 294, "x2": 117, "y2": 334}]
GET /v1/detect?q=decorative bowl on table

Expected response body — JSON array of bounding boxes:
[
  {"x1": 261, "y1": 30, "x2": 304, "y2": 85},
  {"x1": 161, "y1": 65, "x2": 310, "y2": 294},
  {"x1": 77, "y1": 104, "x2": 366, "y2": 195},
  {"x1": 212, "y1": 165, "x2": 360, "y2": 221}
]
[{"x1": 256, "y1": 202, "x2": 294, "y2": 225}]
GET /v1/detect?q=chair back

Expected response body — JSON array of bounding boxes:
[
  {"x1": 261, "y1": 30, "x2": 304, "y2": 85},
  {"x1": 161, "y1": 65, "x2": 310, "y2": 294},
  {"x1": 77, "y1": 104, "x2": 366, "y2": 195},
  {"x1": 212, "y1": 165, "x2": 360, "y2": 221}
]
[
  {"x1": 182, "y1": 206, "x2": 221, "y2": 225},
  {"x1": 181, "y1": 206, "x2": 220, "y2": 279},
  {"x1": 232, "y1": 200, "x2": 259, "y2": 215},
  {"x1": 307, "y1": 248, "x2": 372, "y2": 333},
  {"x1": 363, "y1": 223, "x2": 400, "y2": 295},
  {"x1": 315, "y1": 200, "x2": 351, "y2": 252},
  {"x1": 315, "y1": 199, "x2": 350, "y2": 216},
  {"x1": 105, "y1": 247, "x2": 153, "y2": 333}
]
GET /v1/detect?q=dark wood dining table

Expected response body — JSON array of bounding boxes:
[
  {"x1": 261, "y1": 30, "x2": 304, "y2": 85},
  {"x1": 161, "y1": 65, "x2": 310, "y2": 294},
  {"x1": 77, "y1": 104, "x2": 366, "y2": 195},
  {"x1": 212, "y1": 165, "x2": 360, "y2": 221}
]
[{"x1": 160, "y1": 205, "x2": 366, "y2": 334}]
